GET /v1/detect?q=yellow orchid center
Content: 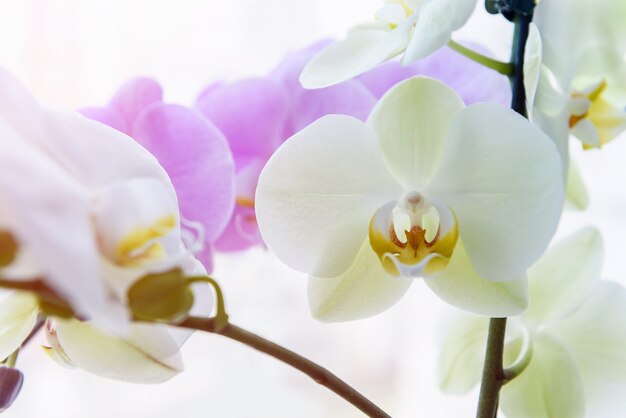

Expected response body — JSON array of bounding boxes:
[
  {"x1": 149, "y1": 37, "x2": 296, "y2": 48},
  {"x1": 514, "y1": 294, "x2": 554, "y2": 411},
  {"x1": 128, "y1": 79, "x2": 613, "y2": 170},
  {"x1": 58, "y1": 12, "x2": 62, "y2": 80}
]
[
  {"x1": 369, "y1": 192, "x2": 458, "y2": 277},
  {"x1": 116, "y1": 215, "x2": 177, "y2": 266},
  {"x1": 0, "y1": 230, "x2": 18, "y2": 268},
  {"x1": 569, "y1": 79, "x2": 626, "y2": 149}
]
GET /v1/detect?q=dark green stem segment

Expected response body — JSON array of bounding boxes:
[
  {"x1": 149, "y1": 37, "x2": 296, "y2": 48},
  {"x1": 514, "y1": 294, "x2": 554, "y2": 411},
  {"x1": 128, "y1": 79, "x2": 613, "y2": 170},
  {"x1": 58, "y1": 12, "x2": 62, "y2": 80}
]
[
  {"x1": 509, "y1": 12, "x2": 533, "y2": 116},
  {"x1": 476, "y1": 318, "x2": 508, "y2": 418},
  {"x1": 178, "y1": 317, "x2": 391, "y2": 418}
]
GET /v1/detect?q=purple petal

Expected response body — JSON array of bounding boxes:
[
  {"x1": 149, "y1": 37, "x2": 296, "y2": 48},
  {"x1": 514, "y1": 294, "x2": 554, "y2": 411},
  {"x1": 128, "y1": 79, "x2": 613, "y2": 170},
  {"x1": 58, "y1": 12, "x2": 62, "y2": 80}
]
[
  {"x1": 214, "y1": 204, "x2": 262, "y2": 252},
  {"x1": 214, "y1": 158, "x2": 265, "y2": 252},
  {"x1": 196, "y1": 81, "x2": 224, "y2": 105},
  {"x1": 195, "y1": 78, "x2": 289, "y2": 161},
  {"x1": 357, "y1": 46, "x2": 511, "y2": 106},
  {"x1": 195, "y1": 244, "x2": 214, "y2": 274},
  {"x1": 269, "y1": 39, "x2": 333, "y2": 92},
  {"x1": 110, "y1": 78, "x2": 164, "y2": 129},
  {"x1": 356, "y1": 61, "x2": 418, "y2": 99},
  {"x1": 411, "y1": 46, "x2": 511, "y2": 105},
  {"x1": 288, "y1": 80, "x2": 377, "y2": 134},
  {"x1": 80, "y1": 106, "x2": 128, "y2": 134},
  {"x1": 131, "y1": 103, "x2": 235, "y2": 246}
]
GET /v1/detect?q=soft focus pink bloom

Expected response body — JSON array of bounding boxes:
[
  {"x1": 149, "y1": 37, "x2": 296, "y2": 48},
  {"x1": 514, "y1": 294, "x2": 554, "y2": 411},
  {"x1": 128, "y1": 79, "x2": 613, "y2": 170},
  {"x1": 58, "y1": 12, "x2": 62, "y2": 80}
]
[
  {"x1": 356, "y1": 44, "x2": 512, "y2": 105},
  {"x1": 82, "y1": 79, "x2": 235, "y2": 272}
]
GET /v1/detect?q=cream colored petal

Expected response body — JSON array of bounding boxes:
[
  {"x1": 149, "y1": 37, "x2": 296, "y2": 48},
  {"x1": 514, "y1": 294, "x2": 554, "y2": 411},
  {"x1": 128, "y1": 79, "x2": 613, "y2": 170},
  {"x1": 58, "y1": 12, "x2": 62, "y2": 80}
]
[
  {"x1": 428, "y1": 103, "x2": 564, "y2": 282},
  {"x1": 524, "y1": 23, "x2": 543, "y2": 116},
  {"x1": 256, "y1": 115, "x2": 402, "y2": 278},
  {"x1": 299, "y1": 16, "x2": 417, "y2": 89},
  {"x1": 367, "y1": 76, "x2": 465, "y2": 189},
  {"x1": 565, "y1": 159, "x2": 589, "y2": 211},
  {"x1": 403, "y1": 0, "x2": 477, "y2": 63},
  {"x1": 524, "y1": 227, "x2": 602, "y2": 327},
  {"x1": 0, "y1": 293, "x2": 38, "y2": 361},
  {"x1": 55, "y1": 320, "x2": 183, "y2": 384},
  {"x1": 549, "y1": 281, "x2": 626, "y2": 417},
  {"x1": 437, "y1": 314, "x2": 487, "y2": 394},
  {"x1": 500, "y1": 333, "x2": 585, "y2": 418},
  {"x1": 308, "y1": 238, "x2": 412, "y2": 322},
  {"x1": 425, "y1": 241, "x2": 528, "y2": 317},
  {"x1": 42, "y1": 109, "x2": 174, "y2": 197}
]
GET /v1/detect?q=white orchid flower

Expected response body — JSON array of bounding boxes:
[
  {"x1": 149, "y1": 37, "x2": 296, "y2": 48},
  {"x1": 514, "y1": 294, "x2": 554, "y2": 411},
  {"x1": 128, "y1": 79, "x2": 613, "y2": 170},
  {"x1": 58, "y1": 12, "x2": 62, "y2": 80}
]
[
  {"x1": 0, "y1": 68, "x2": 210, "y2": 382},
  {"x1": 528, "y1": 0, "x2": 626, "y2": 156},
  {"x1": 439, "y1": 227, "x2": 626, "y2": 417},
  {"x1": 256, "y1": 76, "x2": 564, "y2": 322},
  {"x1": 299, "y1": 0, "x2": 478, "y2": 89}
]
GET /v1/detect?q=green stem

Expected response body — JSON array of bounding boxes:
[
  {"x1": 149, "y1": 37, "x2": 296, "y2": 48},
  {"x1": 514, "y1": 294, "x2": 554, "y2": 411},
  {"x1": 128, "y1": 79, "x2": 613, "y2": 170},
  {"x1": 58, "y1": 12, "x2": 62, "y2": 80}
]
[
  {"x1": 476, "y1": 318, "x2": 508, "y2": 418},
  {"x1": 447, "y1": 40, "x2": 513, "y2": 76},
  {"x1": 177, "y1": 316, "x2": 391, "y2": 418},
  {"x1": 186, "y1": 276, "x2": 229, "y2": 328},
  {"x1": 502, "y1": 326, "x2": 533, "y2": 383}
]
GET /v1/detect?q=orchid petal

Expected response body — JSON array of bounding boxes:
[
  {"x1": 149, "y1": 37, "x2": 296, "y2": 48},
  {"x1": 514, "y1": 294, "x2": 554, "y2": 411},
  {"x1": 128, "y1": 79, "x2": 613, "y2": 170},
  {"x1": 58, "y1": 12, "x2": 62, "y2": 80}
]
[
  {"x1": 93, "y1": 177, "x2": 181, "y2": 266},
  {"x1": 358, "y1": 46, "x2": 510, "y2": 106},
  {"x1": 213, "y1": 205, "x2": 262, "y2": 252},
  {"x1": 80, "y1": 106, "x2": 128, "y2": 134},
  {"x1": 428, "y1": 103, "x2": 564, "y2": 282},
  {"x1": 55, "y1": 321, "x2": 183, "y2": 384},
  {"x1": 0, "y1": 293, "x2": 38, "y2": 361},
  {"x1": 524, "y1": 24, "x2": 543, "y2": 116},
  {"x1": 367, "y1": 77, "x2": 465, "y2": 189},
  {"x1": 403, "y1": 0, "x2": 477, "y2": 64},
  {"x1": 0, "y1": 123, "x2": 108, "y2": 320},
  {"x1": 426, "y1": 241, "x2": 528, "y2": 316},
  {"x1": 549, "y1": 281, "x2": 626, "y2": 417},
  {"x1": 300, "y1": 17, "x2": 416, "y2": 89},
  {"x1": 565, "y1": 160, "x2": 589, "y2": 211},
  {"x1": 195, "y1": 78, "x2": 289, "y2": 160},
  {"x1": 524, "y1": 227, "x2": 602, "y2": 327},
  {"x1": 270, "y1": 39, "x2": 333, "y2": 93},
  {"x1": 256, "y1": 115, "x2": 401, "y2": 278},
  {"x1": 438, "y1": 314, "x2": 487, "y2": 394},
  {"x1": 42, "y1": 109, "x2": 173, "y2": 195},
  {"x1": 500, "y1": 334, "x2": 585, "y2": 418},
  {"x1": 131, "y1": 103, "x2": 235, "y2": 244},
  {"x1": 109, "y1": 78, "x2": 163, "y2": 131},
  {"x1": 290, "y1": 80, "x2": 376, "y2": 133},
  {"x1": 308, "y1": 238, "x2": 412, "y2": 322}
]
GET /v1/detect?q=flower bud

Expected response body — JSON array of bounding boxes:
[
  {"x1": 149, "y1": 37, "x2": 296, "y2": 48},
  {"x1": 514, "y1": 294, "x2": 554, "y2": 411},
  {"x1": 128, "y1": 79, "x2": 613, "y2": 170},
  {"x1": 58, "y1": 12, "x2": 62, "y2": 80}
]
[
  {"x1": 0, "y1": 367, "x2": 24, "y2": 412},
  {"x1": 127, "y1": 268, "x2": 194, "y2": 323}
]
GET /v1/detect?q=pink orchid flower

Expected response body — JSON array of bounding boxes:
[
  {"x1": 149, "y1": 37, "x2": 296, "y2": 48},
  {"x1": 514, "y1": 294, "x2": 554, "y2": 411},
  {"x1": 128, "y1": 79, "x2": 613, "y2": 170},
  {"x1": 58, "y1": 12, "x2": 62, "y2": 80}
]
[{"x1": 82, "y1": 79, "x2": 236, "y2": 272}]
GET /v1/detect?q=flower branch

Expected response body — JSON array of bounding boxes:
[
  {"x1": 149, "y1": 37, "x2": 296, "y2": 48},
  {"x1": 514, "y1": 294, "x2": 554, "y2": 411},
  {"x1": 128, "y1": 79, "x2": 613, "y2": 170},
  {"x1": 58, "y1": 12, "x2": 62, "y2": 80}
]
[
  {"x1": 447, "y1": 40, "x2": 513, "y2": 76},
  {"x1": 175, "y1": 316, "x2": 392, "y2": 418}
]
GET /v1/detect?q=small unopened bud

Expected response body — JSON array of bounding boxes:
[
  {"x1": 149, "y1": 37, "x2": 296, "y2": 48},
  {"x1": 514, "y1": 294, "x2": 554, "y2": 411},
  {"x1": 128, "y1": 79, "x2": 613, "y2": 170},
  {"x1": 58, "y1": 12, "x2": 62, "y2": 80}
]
[
  {"x1": 0, "y1": 367, "x2": 24, "y2": 412},
  {"x1": 127, "y1": 268, "x2": 194, "y2": 323}
]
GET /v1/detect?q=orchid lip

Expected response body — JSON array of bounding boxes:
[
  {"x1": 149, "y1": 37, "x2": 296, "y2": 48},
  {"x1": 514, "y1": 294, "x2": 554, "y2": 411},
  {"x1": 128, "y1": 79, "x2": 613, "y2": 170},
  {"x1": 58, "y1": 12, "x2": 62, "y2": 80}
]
[{"x1": 369, "y1": 191, "x2": 458, "y2": 278}]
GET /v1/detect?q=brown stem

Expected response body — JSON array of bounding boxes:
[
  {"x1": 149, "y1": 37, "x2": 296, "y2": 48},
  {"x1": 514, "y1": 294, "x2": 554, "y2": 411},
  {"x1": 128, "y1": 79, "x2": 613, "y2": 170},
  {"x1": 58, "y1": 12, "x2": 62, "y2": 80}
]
[{"x1": 178, "y1": 316, "x2": 391, "y2": 418}]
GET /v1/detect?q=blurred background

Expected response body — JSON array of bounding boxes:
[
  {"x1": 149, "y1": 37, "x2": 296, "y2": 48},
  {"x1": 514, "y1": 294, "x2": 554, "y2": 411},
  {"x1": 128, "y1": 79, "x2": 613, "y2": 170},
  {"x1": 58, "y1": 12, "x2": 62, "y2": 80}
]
[{"x1": 0, "y1": 1, "x2": 624, "y2": 417}]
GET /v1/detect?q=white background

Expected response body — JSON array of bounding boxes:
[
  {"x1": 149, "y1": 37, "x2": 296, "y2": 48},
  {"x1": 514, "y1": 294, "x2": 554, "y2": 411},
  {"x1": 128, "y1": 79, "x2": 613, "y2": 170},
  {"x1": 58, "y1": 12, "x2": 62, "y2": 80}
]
[{"x1": 0, "y1": 1, "x2": 624, "y2": 417}]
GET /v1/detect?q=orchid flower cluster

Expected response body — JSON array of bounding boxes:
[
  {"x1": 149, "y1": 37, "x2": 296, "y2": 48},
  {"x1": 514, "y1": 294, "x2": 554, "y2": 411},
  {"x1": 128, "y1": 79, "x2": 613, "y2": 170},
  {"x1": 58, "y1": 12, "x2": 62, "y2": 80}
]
[{"x1": 0, "y1": 0, "x2": 625, "y2": 416}]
